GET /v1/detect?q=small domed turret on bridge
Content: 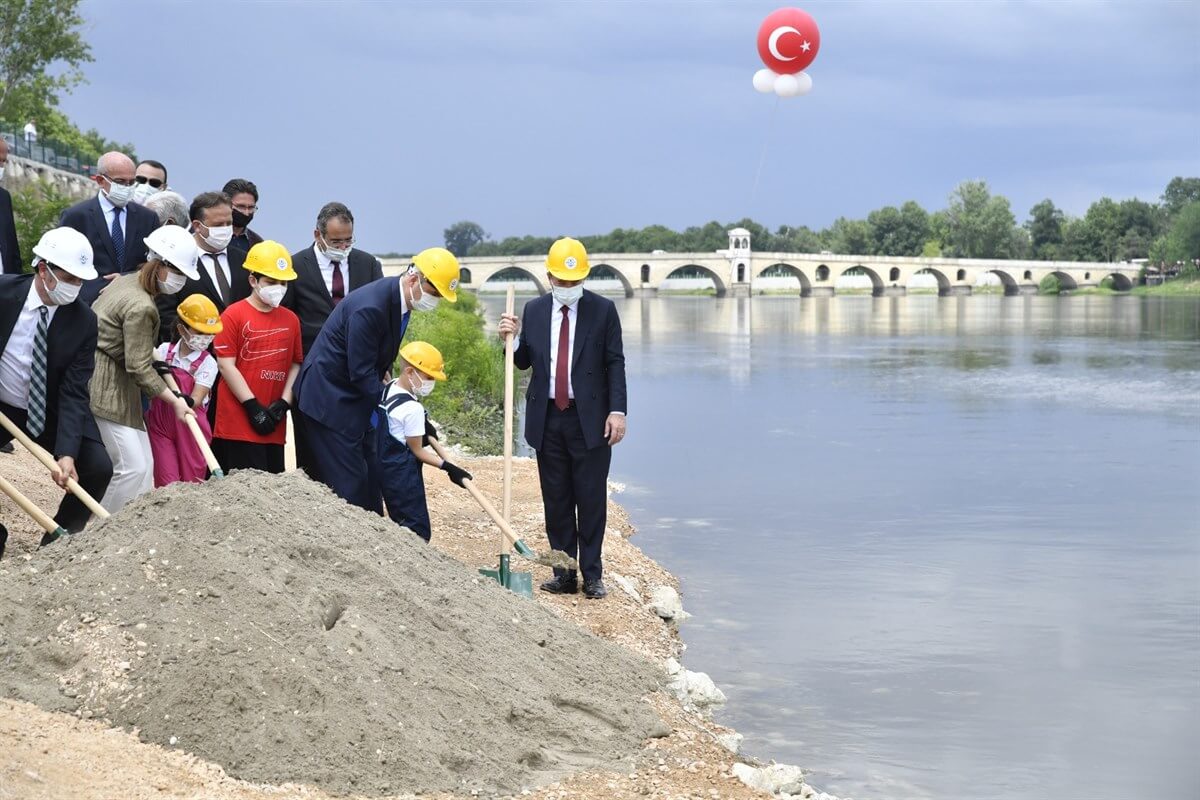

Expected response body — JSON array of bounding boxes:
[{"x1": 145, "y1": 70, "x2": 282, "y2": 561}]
[{"x1": 380, "y1": 235, "x2": 1139, "y2": 298}]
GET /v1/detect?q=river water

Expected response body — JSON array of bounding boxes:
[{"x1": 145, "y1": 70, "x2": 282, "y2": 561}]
[{"x1": 480, "y1": 293, "x2": 1200, "y2": 800}]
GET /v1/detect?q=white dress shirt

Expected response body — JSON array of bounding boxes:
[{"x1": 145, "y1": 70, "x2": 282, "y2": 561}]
[
  {"x1": 199, "y1": 250, "x2": 232, "y2": 297},
  {"x1": 313, "y1": 243, "x2": 348, "y2": 298},
  {"x1": 548, "y1": 297, "x2": 578, "y2": 401},
  {"x1": 0, "y1": 282, "x2": 58, "y2": 409},
  {"x1": 98, "y1": 191, "x2": 126, "y2": 241}
]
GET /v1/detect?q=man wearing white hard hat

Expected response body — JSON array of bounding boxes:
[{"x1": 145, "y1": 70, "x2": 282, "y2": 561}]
[
  {"x1": 0, "y1": 227, "x2": 113, "y2": 551},
  {"x1": 89, "y1": 225, "x2": 200, "y2": 513}
]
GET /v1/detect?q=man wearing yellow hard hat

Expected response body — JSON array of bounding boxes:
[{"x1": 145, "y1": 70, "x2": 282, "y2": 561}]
[
  {"x1": 497, "y1": 237, "x2": 627, "y2": 600},
  {"x1": 293, "y1": 246, "x2": 459, "y2": 512}
]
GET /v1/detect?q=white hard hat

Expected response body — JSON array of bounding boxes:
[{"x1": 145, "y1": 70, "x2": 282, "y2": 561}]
[
  {"x1": 31, "y1": 227, "x2": 98, "y2": 280},
  {"x1": 144, "y1": 225, "x2": 200, "y2": 280}
]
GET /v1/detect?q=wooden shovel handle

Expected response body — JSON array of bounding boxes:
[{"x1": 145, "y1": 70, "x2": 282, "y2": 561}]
[
  {"x1": 0, "y1": 472, "x2": 62, "y2": 534},
  {"x1": 0, "y1": 409, "x2": 109, "y2": 519},
  {"x1": 183, "y1": 414, "x2": 223, "y2": 477},
  {"x1": 502, "y1": 284, "x2": 515, "y2": 553},
  {"x1": 428, "y1": 438, "x2": 523, "y2": 550}
]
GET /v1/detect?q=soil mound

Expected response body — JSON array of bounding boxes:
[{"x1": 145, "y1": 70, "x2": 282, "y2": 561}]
[{"x1": 0, "y1": 471, "x2": 662, "y2": 796}]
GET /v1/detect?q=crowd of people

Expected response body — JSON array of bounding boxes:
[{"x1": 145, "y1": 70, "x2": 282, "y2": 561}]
[{"x1": 0, "y1": 145, "x2": 627, "y2": 599}]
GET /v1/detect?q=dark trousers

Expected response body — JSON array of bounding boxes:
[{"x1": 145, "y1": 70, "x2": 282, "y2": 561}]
[
  {"x1": 0, "y1": 402, "x2": 113, "y2": 533},
  {"x1": 296, "y1": 411, "x2": 382, "y2": 514},
  {"x1": 535, "y1": 402, "x2": 611, "y2": 583},
  {"x1": 213, "y1": 439, "x2": 284, "y2": 474}
]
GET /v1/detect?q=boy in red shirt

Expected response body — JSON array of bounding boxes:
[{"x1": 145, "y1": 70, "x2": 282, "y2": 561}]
[{"x1": 212, "y1": 240, "x2": 302, "y2": 473}]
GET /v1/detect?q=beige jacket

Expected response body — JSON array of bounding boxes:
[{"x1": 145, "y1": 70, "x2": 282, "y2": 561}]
[{"x1": 89, "y1": 274, "x2": 167, "y2": 429}]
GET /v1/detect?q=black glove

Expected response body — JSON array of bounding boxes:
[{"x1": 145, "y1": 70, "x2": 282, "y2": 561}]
[
  {"x1": 423, "y1": 418, "x2": 438, "y2": 446},
  {"x1": 267, "y1": 399, "x2": 290, "y2": 423},
  {"x1": 440, "y1": 460, "x2": 472, "y2": 488},
  {"x1": 172, "y1": 390, "x2": 195, "y2": 409},
  {"x1": 242, "y1": 398, "x2": 277, "y2": 436},
  {"x1": 152, "y1": 360, "x2": 172, "y2": 377}
]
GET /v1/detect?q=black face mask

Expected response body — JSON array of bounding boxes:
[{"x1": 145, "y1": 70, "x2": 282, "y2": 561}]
[{"x1": 231, "y1": 208, "x2": 254, "y2": 228}]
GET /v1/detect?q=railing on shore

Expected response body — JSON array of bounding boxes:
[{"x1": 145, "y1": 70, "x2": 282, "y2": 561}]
[{"x1": 0, "y1": 122, "x2": 95, "y2": 177}]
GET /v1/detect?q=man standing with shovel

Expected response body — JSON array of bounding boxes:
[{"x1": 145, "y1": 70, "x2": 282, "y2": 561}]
[
  {"x1": 497, "y1": 238, "x2": 627, "y2": 599},
  {"x1": 0, "y1": 228, "x2": 113, "y2": 551}
]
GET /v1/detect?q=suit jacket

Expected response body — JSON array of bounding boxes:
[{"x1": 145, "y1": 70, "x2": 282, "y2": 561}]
[
  {"x1": 0, "y1": 187, "x2": 20, "y2": 275},
  {"x1": 514, "y1": 290, "x2": 627, "y2": 451},
  {"x1": 284, "y1": 245, "x2": 384, "y2": 356},
  {"x1": 228, "y1": 227, "x2": 264, "y2": 254},
  {"x1": 0, "y1": 275, "x2": 102, "y2": 457},
  {"x1": 295, "y1": 276, "x2": 406, "y2": 437},
  {"x1": 60, "y1": 195, "x2": 160, "y2": 304},
  {"x1": 155, "y1": 247, "x2": 251, "y2": 342}
]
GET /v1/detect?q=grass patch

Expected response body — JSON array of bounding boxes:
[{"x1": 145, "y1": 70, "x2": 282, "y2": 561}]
[{"x1": 1133, "y1": 278, "x2": 1200, "y2": 296}]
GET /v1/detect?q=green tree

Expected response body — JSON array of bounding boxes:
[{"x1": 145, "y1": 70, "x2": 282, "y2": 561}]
[
  {"x1": 0, "y1": 0, "x2": 92, "y2": 120},
  {"x1": 773, "y1": 224, "x2": 822, "y2": 253},
  {"x1": 1026, "y1": 199, "x2": 1064, "y2": 260},
  {"x1": 443, "y1": 220, "x2": 488, "y2": 257},
  {"x1": 868, "y1": 201, "x2": 928, "y2": 256},
  {"x1": 1080, "y1": 198, "x2": 1122, "y2": 262},
  {"x1": 1158, "y1": 201, "x2": 1200, "y2": 264},
  {"x1": 943, "y1": 180, "x2": 1019, "y2": 258},
  {"x1": 1161, "y1": 177, "x2": 1200, "y2": 219},
  {"x1": 10, "y1": 179, "x2": 72, "y2": 268}
]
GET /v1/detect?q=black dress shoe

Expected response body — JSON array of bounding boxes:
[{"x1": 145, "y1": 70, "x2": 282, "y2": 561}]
[
  {"x1": 0, "y1": 523, "x2": 7, "y2": 559},
  {"x1": 583, "y1": 579, "x2": 608, "y2": 599},
  {"x1": 539, "y1": 574, "x2": 579, "y2": 594},
  {"x1": 0, "y1": 441, "x2": 13, "y2": 454}
]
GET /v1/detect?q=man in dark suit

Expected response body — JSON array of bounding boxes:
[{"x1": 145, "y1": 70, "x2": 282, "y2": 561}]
[
  {"x1": 498, "y1": 238, "x2": 627, "y2": 600},
  {"x1": 284, "y1": 201, "x2": 383, "y2": 471},
  {"x1": 0, "y1": 228, "x2": 113, "y2": 551},
  {"x1": 223, "y1": 178, "x2": 264, "y2": 254},
  {"x1": 155, "y1": 192, "x2": 251, "y2": 341},
  {"x1": 293, "y1": 247, "x2": 461, "y2": 511},
  {"x1": 0, "y1": 138, "x2": 22, "y2": 275},
  {"x1": 59, "y1": 151, "x2": 160, "y2": 304}
]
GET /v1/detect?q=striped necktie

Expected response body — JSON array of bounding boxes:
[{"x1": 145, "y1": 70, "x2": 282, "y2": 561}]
[
  {"x1": 111, "y1": 206, "x2": 125, "y2": 268},
  {"x1": 27, "y1": 307, "x2": 49, "y2": 437}
]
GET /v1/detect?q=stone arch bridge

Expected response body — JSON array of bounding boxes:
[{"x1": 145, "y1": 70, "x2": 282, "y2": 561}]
[{"x1": 384, "y1": 252, "x2": 1140, "y2": 297}]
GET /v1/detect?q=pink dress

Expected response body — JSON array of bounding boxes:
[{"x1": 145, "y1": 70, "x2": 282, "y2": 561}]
[{"x1": 145, "y1": 343, "x2": 214, "y2": 486}]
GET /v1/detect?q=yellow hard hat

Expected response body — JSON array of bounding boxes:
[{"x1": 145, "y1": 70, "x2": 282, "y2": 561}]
[
  {"x1": 546, "y1": 237, "x2": 590, "y2": 281},
  {"x1": 244, "y1": 240, "x2": 298, "y2": 281},
  {"x1": 176, "y1": 293, "x2": 223, "y2": 334},
  {"x1": 411, "y1": 247, "x2": 460, "y2": 302},
  {"x1": 399, "y1": 341, "x2": 447, "y2": 381}
]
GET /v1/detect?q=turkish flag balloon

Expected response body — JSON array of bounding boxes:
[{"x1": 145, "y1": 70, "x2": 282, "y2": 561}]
[{"x1": 757, "y1": 7, "x2": 820, "y2": 75}]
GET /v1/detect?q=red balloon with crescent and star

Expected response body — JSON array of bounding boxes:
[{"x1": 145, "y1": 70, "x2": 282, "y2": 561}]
[{"x1": 753, "y1": 7, "x2": 821, "y2": 97}]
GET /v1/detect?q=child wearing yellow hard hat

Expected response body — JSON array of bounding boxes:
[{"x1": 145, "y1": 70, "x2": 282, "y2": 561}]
[{"x1": 374, "y1": 341, "x2": 472, "y2": 541}]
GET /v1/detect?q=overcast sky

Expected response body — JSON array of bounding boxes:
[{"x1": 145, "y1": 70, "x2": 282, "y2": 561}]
[{"x1": 60, "y1": 0, "x2": 1199, "y2": 254}]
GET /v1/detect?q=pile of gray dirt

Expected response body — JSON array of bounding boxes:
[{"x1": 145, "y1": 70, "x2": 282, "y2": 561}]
[{"x1": 0, "y1": 471, "x2": 664, "y2": 796}]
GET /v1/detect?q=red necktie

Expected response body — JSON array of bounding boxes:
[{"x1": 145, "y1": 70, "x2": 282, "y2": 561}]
[
  {"x1": 331, "y1": 261, "x2": 345, "y2": 305},
  {"x1": 555, "y1": 306, "x2": 570, "y2": 410}
]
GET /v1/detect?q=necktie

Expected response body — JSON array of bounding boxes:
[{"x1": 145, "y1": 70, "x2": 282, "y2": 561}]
[
  {"x1": 110, "y1": 207, "x2": 125, "y2": 269},
  {"x1": 331, "y1": 261, "x2": 344, "y2": 305},
  {"x1": 27, "y1": 307, "x2": 49, "y2": 437},
  {"x1": 211, "y1": 253, "x2": 231, "y2": 305},
  {"x1": 555, "y1": 306, "x2": 570, "y2": 411}
]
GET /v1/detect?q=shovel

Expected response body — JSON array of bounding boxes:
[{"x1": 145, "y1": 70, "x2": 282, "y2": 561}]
[
  {"x1": 183, "y1": 413, "x2": 225, "y2": 478},
  {"x1": 0, "y1": 471, "x2": 69, "y2": 554},
  {"x1": 428, "y1": 437, "x2": 576, "y2": 572},
  {"x1": 0, "y1": 410, "x2": 110, "y2": 521}
]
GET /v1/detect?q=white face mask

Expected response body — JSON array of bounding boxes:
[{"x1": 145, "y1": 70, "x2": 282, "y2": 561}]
[
  {"x1": 257, "y1": 283, "x2": 286, "y2": 308},
  {"x1": 321, "y1": 236, "x2": 352, "y2": 262},
  {"x1": 552, "y1": 284, "x2": 583, "y2": 306},
  {"x1": 409, "y1": 372, "x2": 435, "y2": 397},
  {"x1": 202, "y1": 224, "x2": 233, "y2": 251},
  {"x1": 132, "y1": 183, "x2": 160, "y2": 205},
  {"x1": 41, "y1": 266, "x2": 81, "y2": 305},
  {"x1": 182, "y1": 331, "x2": 214, "y2": 351},
  {"x1": 157, "y1": 268, "x2": 188, "y2": 294},
  {"x1": 0, "y1": 165, "x2": 5, "y2": 181},
  {"x1": 103, "y1": 179, "x2": 135, "y2": 208}
]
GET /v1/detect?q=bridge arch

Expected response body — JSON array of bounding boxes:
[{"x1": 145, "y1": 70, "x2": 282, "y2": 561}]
[
  {"x1": 482, "y1": 265, "x2": 549, "y2": 295},
  {"x1": 589, "y1": 263, "x2": 635, "y2": 298},
  {"x1": 836, "y1": 264, "x2": 885, "y2": 296},
  {"x1": 664, "y1": 264, "x2": 728, "y2": 297},
  {"x1": 1049, "y1": 270, "x2": 1079, "y2": 291},
  {"x1": 459, "y1": 267, "x2": 472, "y2": 285},
  {"x1": 1103, "y1": 272, "x2": 1134, "y2": 291},
  {"x1": 757, "y1": 262, "x2": 813, "y2": 296},
  {"x1": 988, "y1": 269, "x2": 1019, "y2": 295},
  {"x1": 910, "y1": 267, "x2": 952, "y2": 295}
]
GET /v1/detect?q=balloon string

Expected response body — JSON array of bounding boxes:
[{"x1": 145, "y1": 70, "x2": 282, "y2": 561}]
[{"x1": 750, "y1": 95, "x2": 781, "y2": 207}]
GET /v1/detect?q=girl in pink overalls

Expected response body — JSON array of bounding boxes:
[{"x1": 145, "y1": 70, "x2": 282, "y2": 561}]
[{"x1": 145, "y1": 294, "x2": 223, "y2": 486}]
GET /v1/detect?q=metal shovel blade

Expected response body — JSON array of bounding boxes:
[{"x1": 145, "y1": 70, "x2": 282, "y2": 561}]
[{"x1": 480, "y1": 554, "x2": 533, "y2": 598}]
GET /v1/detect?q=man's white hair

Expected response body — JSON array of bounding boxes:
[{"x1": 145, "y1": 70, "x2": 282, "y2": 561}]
[{"x1": 143, "y1": 191, "x2": 189, "y2": 226}]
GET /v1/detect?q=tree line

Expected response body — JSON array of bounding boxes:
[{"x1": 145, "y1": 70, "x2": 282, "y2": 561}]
[{"x1": 443, "y1": 177, "x2": 1200, "y2": 265}]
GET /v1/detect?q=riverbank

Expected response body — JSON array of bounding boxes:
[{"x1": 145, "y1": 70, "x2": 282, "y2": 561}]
[{"x1": 0, "y1": 449, "x2": 839, "y2": 800}]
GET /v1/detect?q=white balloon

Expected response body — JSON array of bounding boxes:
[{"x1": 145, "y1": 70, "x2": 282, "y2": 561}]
[
  {"x1": 794, "y1": 71, "x2": 813, "y2": 95},
  {"x1": 773, "y1": 73, "x2": 800, "y2": 97},
  {"x1": 753, "y1": 68, "x2": 776, "y2": 93}
]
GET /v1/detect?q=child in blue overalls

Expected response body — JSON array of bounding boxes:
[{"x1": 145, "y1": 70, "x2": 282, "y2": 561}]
[{"x1": 375, "y1": 341, "x2": 472, "y2": 541}]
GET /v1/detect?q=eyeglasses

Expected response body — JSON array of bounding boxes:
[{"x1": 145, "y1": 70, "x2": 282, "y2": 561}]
[
  {"x1": 232, "y1": 203, "x2": 258, "y2": 213},
  {"x1": 135, "y1": 175, "x2": 165, "y2": 188},
  {"x1": 324, "y1": 235, "x2": 355, "y2": 248},
  {"x1": 101, "y1": 173, "x2": 136, "y2": 187}
]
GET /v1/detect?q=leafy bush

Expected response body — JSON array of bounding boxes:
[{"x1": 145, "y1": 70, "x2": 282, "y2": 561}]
[
  {"x1": 1039, "y1": 273, "x2": 1061, "y2": 295},
  {"x1": 11, "y1": 180, "x2": 73, "y2": 270},
  {"x1": 399, "y1": 291, "x2": 510, "y2": 454}
]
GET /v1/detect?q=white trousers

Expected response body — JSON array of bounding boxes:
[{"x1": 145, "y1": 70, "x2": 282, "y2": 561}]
[{"x1": 96, "y1": 418, "x2": 154, "y2": 513}]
